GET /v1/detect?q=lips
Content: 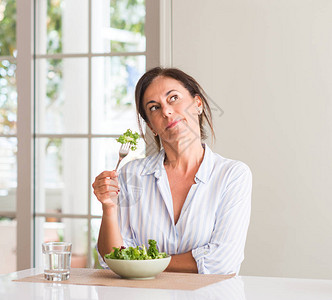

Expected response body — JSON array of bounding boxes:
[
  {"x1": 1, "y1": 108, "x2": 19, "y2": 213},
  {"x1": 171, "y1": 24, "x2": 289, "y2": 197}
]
[{"x1": 166, "y1": 119, "x2": 183, "y2": 130}]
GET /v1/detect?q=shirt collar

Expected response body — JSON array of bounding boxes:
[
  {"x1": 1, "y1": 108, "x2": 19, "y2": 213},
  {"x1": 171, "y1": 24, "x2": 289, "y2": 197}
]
[
  {"x1": 194, "y1": 143, "x2": 214, "y2": 184},
  {"x1": 140, "y1": 143, "x2": 214, "y2": 183},
  {"x1": 140, "y1": 149, "x2": 166, "y2": 178}
]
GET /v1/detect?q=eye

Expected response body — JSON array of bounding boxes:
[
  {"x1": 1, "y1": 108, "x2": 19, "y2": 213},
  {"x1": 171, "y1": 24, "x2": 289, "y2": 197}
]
[
  {"x1": 169, "y1": 95, "x2": 178, "y2": 102},
  {"x1": 149, "y1": 105, "x2": 159, "y2": 112}
]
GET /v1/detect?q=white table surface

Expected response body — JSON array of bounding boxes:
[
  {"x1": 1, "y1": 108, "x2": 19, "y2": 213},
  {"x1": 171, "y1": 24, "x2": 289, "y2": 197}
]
[{"x1": 1, "y1": 268, "x2": 331, "y2": 300}]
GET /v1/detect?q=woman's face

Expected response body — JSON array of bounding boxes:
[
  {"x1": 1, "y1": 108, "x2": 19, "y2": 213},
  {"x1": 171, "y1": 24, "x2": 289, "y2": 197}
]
[{"x1": 142, "y1": 76, "x2": 202, "y2": 145}]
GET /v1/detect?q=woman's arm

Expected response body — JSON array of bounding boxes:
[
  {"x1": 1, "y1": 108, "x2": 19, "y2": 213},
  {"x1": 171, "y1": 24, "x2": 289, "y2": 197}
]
[
  {"x1": 97, "y1": 206, "x2": 123, "y2": 259},
  {"x1": 165, "y1": 251, "x2": 198, "y2": 273},
  {"x1": 92, "y1": 171, "x2": 123, "y2": 259}
]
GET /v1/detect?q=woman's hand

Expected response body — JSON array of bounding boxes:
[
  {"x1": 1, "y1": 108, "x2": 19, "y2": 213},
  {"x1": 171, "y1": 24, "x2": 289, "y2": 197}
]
[{"x1": 92, "y1": 170, "x2": 119, "y2": 210}]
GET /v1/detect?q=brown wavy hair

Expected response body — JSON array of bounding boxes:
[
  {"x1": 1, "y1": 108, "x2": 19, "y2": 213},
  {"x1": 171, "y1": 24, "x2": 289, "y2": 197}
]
[{"x1": 135, "y1": 67, "x2": 215, "y2": 150}]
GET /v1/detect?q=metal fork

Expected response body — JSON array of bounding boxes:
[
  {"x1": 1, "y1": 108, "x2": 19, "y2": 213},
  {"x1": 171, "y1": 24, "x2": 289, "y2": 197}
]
[{"x1": 115, "y1": 142, "x2": 131, "y2": 170}]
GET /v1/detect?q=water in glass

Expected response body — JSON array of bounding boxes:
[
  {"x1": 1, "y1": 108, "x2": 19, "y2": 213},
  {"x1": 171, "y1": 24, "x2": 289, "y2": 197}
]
[{"x1": 42, "y1": 242, "x2": 72, "y2": 281}]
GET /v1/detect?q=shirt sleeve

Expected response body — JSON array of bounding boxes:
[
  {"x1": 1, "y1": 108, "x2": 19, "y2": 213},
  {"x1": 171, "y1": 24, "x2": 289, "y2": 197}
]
[
  {"x1": 96, "y1": 244, "x2": 110, "y2": 269},
  {"x1": 192, "y1": 163, "x2": 252, "y2": 274}
]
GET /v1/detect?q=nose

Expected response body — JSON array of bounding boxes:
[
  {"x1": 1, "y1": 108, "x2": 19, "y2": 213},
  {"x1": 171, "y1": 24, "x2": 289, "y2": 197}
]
[{"x1": 161, "y1": 104, "x2": 173, "y2": 118}]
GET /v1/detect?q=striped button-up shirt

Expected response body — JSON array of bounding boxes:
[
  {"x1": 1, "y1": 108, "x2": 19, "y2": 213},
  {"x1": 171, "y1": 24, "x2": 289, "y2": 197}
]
[{"x1": 98, "y1": 144, "x2": 252, "y2": 274}]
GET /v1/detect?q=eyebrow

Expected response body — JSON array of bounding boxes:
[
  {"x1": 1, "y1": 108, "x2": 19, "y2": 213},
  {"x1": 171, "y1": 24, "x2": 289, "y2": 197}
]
[
  {"x1": 145, "y1": 100, "x2": 158, "y2": 107},
  {"x1": 145, "y1": 89, "x2": 179, "y2": 107},
  {"x1": 165, "y1": 89, "x2": 177, "y2": 96}
]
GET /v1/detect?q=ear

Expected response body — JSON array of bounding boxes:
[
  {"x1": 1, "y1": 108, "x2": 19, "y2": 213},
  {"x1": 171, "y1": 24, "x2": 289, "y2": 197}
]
[{"x1": 195, "y1": 95, "x2": 203, "y2": 112}]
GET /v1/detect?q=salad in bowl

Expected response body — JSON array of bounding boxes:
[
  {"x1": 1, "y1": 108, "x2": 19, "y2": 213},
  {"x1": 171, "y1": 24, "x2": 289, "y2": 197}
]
[{"x1": 104, "y1": 240, "x2": 171, "y2": 280}]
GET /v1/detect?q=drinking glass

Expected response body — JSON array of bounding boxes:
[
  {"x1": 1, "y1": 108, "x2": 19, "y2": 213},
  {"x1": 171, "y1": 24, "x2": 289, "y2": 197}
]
[{"x1": 42, "y1": 242, "x2": 72, "y2": 281}]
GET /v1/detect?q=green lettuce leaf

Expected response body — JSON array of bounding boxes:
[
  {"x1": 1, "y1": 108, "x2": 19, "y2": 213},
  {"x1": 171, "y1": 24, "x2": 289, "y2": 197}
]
[{"x1": 104, "y1": 239, "x2": 167, "y2": 260}]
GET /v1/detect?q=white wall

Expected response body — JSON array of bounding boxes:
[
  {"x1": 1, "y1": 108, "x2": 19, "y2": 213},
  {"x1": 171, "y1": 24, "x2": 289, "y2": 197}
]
[{"x1": 168, "y1": 0, "x2": 332, "y2": 279}]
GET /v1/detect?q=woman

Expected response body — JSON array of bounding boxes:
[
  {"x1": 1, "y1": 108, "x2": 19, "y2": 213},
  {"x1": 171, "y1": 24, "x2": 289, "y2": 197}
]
[{"x1": 92, "y1": 67, "x2": 252, "y2": 274}]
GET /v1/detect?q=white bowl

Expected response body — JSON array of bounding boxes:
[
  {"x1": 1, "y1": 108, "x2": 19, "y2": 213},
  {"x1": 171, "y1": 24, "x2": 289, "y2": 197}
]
[{"x1": 104, "y1": 256, "x2": 171, "y2": 280}]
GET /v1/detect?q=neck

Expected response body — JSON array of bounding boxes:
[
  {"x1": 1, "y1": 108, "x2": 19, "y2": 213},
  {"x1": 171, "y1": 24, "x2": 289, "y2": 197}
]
[{"x1": 162, "y1": 139, "x2": 205, "y2": 172}]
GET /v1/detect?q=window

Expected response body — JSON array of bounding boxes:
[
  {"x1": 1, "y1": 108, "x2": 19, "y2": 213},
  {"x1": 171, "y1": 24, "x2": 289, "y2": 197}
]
[
  {"x1": 34, "y1": 0, "x2": 150, "y2": 269},
  {"x1": 0, "y1": 0, "x2": 160, "y2": 272}
]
